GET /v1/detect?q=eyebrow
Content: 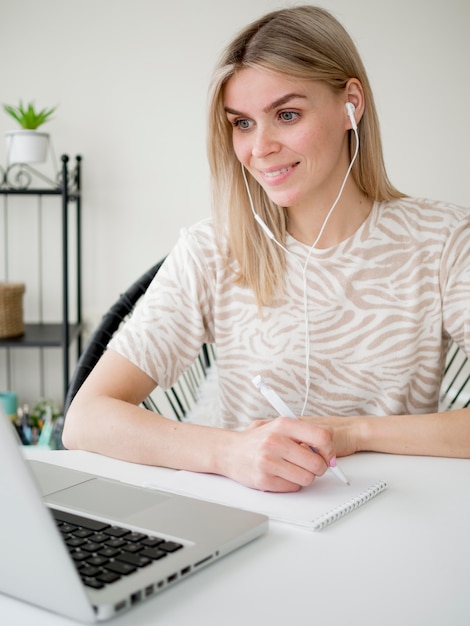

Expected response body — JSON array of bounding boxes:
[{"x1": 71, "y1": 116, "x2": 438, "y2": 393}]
[{"x1": 224, "y1": 92, "x2": 307, "y2": 116}]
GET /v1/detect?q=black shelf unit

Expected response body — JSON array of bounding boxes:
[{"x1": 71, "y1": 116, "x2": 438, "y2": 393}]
[{"x1": 0, "y1": 155, "x2": 83, "y2": 406}]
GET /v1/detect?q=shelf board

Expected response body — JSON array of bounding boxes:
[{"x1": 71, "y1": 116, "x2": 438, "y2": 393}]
[
  {"x1": 0, "y1": 189, "x2": 80, "y2": 200},
  {"x1": 0, "y1": 188, "x2": 62, "y2": 195},
  {"x1": 0, "y1": 323, "x2": 83, "y2": 348}
]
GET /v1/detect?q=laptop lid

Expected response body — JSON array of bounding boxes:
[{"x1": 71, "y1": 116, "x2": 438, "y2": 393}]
[{"x1": 0, "y1": 406, "x2": 268, "y2": 622}]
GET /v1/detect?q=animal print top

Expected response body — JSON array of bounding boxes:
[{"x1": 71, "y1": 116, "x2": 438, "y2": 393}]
[{"x1": 110, "y1": 197, "x2": 470, "y2": 429}]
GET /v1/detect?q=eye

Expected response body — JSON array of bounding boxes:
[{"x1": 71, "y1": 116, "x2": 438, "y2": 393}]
[
  {"x1": 279, "y1": 111, "x2": 299, "y2": 122},
  {"x1": 232, "y1": 118, "x2": 253, "y2": 130}
]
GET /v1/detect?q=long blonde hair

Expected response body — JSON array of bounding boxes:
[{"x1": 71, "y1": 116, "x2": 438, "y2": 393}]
[{"x1": 207, "y1": 5, "x2": 403, "y2": 307}]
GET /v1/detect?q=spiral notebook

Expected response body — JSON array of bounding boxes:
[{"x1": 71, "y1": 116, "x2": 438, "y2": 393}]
[{"x1": 144, "y1": 467, "x2": 388, "y2": 531}]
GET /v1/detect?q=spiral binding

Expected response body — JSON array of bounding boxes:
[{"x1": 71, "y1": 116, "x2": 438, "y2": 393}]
[{"x1": 312, "y1": 480, "x2": 388, "y2": 531}]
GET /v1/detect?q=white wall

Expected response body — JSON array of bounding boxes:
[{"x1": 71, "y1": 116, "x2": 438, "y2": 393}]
[{"x1": 0, "y1": 0, "x2": 469, "y2": 406}]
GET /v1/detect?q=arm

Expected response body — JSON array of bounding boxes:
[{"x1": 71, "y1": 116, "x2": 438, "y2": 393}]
[
  {"x1": 302, "y1": 409, "x2": 470, "y2": 458},
  {"x1": 63, "y1": 349, "x2": 337, "y2": 492}
]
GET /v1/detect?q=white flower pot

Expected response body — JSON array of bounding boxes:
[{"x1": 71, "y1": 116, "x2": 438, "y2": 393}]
[{"x1": 5, "y1": 130, "x2": 49, "y2": 164}]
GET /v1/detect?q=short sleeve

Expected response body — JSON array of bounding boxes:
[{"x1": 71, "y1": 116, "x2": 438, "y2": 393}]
[{"x1": 108, "y1": 220, "x2": 217, "y2": 389}]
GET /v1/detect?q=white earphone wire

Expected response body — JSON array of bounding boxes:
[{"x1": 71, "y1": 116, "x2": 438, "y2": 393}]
[{"x1": 242, "y1": 120, "x2": 360, "y2": 415}]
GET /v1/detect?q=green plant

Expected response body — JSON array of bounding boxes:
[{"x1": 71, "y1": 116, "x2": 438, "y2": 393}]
[{"x1": 3, "y1": 100, "x2": 56, "y2": 130}]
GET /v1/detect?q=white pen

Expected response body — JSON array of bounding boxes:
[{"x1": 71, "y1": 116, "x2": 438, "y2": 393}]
[{"x1": 252, "y1": 375, "x2": 350, "y2": 486}]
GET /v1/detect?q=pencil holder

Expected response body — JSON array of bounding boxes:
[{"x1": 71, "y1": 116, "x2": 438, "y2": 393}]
[{"x1": 0, "y1": 282, "x2": 26, "y2": 338}]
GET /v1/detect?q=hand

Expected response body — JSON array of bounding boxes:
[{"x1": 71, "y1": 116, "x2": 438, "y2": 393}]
[
  {"x1": 226, "y1": 417, "x2": 336, "y2": 493},
  {"x1": 301, "y1": 415, "x2": 361, "y2": 458}
]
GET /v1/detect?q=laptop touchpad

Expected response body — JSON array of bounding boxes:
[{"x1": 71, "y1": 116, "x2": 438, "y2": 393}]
[{"x1": 45, "y1": 477, "x2": 170, "y2": 521}]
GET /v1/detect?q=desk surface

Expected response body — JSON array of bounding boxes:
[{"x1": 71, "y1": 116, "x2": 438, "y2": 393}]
[{"x1": 3, "y1": 448, "x2": 470, "y2": 626}]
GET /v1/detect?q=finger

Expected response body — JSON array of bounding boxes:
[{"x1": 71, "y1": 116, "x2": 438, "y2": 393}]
[
  {"x1": 298, "y1": 422, "x2": 336, "y2": 466},
  {"x1": 251, "y1": 460, "x2": 316, "y2": 492},
  {"x1": 272, "y1": 437, "x2": 328, "y2": 485},
  {"x1": 259, "y1": 418, "x2": 333, "y2": 476},
  {"x1": 258, "y1": 477, "x2": 305, "y2": 493},
  {"x1": 286, "y1": 442, "x2": 329, "y2": 479}
]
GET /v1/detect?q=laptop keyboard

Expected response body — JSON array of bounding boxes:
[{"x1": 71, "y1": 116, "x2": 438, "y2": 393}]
[{"x1": 52, "y1": 509, "x2": 184, "y2": 590}]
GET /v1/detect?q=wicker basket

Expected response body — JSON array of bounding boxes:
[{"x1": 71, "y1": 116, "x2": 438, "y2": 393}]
[{"x1": 0, "y1": 282, "x2": 26, "y2": 339}]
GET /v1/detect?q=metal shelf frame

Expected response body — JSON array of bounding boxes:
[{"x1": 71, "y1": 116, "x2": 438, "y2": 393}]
[{"x1": 0, "y1": 155, "x2": 83, "y2": 406}]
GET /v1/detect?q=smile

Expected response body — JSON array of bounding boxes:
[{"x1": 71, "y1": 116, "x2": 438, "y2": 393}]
[
  {"x1": 258, "y1": 162, "x2": 299, "y2": 185},
  {"x1": 264, "y1": 167, "x2": 290, "y2": 178}
]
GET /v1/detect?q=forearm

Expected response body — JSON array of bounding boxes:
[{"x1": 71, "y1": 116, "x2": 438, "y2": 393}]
[
  {"x1": 63, "y1": 349, "x2": 239, "y2": 475},
  {"x1": 356, "y1": 409, "x2": 470, "y2": 458},
  {"x1": 63, "y1": 395, "x2": 235, "y2": 474},
  {"x1": 64, "y1": 395, "x2": 338, "y2": 492},
  {"x1": 62, "y1": 350, "x2": 337, "y2": 492}
]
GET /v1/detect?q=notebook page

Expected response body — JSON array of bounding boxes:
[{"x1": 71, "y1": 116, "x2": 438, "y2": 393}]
[{"x1": 144, "y1": 467, "x2": 388, "y2": 531}]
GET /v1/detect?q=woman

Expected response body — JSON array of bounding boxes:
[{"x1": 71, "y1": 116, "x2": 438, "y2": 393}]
[{"x1": 63, "y1": 6, "x2": 470, "y2": 491}]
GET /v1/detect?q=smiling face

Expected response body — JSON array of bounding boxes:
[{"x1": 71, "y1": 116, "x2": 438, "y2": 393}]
[{"x1": 224, "y1": 67, "x2": 353, "y2": 215}]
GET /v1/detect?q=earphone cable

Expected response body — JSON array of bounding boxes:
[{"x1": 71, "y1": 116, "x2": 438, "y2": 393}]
[{"x1": 242, "y1": 124, "x2": 360, "y2": 415}]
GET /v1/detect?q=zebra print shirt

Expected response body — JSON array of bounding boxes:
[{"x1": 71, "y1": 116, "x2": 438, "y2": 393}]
[{"x1": 110, "y1": 197, "x2": 470, "y2": 429}]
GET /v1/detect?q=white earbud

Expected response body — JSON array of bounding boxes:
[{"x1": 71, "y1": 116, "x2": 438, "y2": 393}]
[{"x1": 345, "y1": 102, "x2": 357, "y2": 130}]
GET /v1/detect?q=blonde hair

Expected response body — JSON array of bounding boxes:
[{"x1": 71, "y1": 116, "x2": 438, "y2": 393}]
[{"x1": 207, "y1": 5, "x2": 404, "y2": 307}]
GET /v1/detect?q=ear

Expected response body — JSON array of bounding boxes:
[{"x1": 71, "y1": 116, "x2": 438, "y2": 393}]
[{"x1": 344, "y1": 78, "x2": 365, "y2": 130}]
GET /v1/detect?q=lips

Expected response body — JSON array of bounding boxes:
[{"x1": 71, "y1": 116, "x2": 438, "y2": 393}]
[{"x1": 258, "y1": 162, "x2": 299, "y2": 184}]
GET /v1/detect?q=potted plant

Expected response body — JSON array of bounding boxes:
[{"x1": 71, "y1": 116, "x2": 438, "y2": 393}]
[{"x1": 3, "y1": 100, "x2": 56, "y2": 164}]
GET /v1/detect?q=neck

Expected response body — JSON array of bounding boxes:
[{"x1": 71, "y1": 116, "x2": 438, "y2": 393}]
[{"x1": 286, "y1": 184, "x2": 373, "y2": 248}]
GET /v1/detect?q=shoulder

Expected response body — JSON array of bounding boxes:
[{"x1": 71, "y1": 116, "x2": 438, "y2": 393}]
[
  {"x1": 376, "y1": 196, "x2": 470, "y2": 241},
  {"x1": 159, "y1": 217, "x2": 235, "y2": 292},
  {"x1": 171, "y1": 218, "x2": 227, "y2": 267},
  {"x1": 180, "y1": 217, "x2": 217, "y2": 246},
  {"x1": 160, "y1": 218, "x2": 217, "y2": 275},
  {"x1": 380, "y1": 196, "x2": 469, "y2": 224},
  {"x1": 170, "y1": 217, "x2": 216, "y2": 259}
]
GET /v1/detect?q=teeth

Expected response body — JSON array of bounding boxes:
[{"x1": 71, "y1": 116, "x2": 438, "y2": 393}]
[{"x1": 264, "y1": 167, "x2": 289, "y2": 178}]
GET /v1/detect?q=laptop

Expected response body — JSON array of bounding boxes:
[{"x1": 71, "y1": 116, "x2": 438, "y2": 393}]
[{"x1": 0, "y1": 406, "x2": 268, "y2": 622}]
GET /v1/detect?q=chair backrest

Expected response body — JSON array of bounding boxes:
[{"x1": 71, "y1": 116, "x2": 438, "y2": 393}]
[{"x1": 440, "y1": 342, "x2": 470, "y2": 410}]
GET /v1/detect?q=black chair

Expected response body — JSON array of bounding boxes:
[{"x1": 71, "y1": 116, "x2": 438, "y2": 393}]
[{"x1": 64, "y1": 257, "x2": 215, "y2": 421}]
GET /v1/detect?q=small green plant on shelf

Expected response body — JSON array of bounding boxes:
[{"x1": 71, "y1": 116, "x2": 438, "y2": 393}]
[{"x1": 3, "y1": 100, "x2": 56, "y2": 130}]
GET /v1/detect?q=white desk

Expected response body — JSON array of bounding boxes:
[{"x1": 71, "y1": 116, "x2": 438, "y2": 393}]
[{"x1": 3, "y1": 448, "x2": 470, "y2": 626}]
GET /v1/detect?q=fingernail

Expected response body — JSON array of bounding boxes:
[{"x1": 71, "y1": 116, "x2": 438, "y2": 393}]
[{"x1": 329, "y1": 456, "x2": 337, "y2": 468}]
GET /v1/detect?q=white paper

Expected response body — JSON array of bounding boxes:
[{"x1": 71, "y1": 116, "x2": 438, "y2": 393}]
[{"x1": 144, "y1": 468, "x2": 388, "y2": 531}]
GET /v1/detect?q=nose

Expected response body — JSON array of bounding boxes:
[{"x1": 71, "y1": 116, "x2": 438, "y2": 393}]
[{"x1": 251, "y1": 125, "x2": 281, "y2": 158}]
